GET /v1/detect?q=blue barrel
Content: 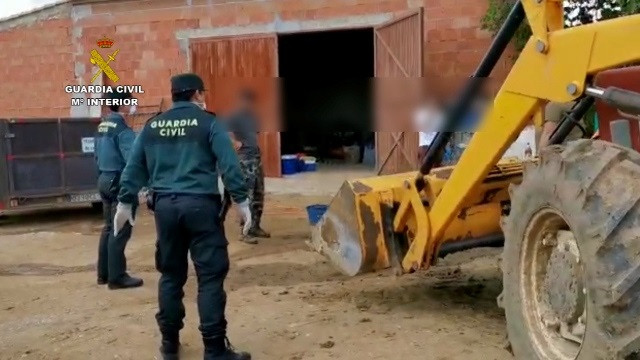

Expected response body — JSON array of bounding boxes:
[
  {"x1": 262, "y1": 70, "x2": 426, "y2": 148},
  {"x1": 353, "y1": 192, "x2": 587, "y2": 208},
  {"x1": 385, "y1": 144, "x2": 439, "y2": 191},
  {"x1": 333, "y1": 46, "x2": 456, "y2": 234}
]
[
  {"x1": 296, "y1": 158, "x2": 305, "y2": 172},
  {"x1": 281, "y1": 155, "x2": 298, "y2": 175},
  {"x1": 306, "y1": 204, "x2": 328, "y2": 225},
  {"x1": 303, "y1": 156, "x2": 317, "y2": 172},
  {"x1": 304, "y1": 161, "x2": 317, "y2": 172}
]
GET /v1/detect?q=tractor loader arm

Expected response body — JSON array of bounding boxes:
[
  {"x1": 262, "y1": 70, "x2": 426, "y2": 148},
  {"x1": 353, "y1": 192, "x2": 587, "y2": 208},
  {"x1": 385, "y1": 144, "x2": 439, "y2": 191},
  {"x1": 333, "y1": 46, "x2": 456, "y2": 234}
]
[
  {"x1": 310, "y1": 0, "x2": 640, "y2": 278},
  {"x1": 395, "y1": 0, "x2": 640, "y2": 273},
  {"x1": 311, "y1": 2, "x2": 640, "y2": 358}
]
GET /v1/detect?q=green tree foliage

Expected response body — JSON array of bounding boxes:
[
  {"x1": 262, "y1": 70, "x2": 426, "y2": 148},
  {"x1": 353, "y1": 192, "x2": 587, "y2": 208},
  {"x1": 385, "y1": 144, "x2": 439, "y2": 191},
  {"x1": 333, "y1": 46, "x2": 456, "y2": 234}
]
[
  {"x1": 481, "y1": 0, "x2": 640, "y2": 52},
  {"x1": 480, "y1": 0, "x2": 640, "y2": 135}
]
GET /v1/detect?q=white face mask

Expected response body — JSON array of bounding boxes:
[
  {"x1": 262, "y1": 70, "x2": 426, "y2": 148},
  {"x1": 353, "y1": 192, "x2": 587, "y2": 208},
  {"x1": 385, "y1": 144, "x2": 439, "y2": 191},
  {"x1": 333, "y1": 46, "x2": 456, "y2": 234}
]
[
  {"x1": 128, "y1": 105, "x2": 137, "y2": 115},
  {"x1": 195, "y1": 101, "x2": 207, "y2": 110}
]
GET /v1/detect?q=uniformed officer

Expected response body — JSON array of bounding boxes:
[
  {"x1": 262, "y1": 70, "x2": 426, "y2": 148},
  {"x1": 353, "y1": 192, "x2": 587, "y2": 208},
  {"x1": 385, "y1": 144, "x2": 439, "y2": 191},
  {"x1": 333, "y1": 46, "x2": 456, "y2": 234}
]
[
  {"x1": 95, "y1": 89, "x2": 143, "y2": 289},
  {"x1": 113, "y1": 73, "x2": 252, "y2": 360}
]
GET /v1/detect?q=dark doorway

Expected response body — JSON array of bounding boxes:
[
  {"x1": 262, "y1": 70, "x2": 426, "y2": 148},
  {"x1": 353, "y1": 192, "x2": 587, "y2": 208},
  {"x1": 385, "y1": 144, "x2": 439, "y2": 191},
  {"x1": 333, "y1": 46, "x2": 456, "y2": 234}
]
[{"x1": 278, "y1": 28, "x2": 375, "y2": 168}]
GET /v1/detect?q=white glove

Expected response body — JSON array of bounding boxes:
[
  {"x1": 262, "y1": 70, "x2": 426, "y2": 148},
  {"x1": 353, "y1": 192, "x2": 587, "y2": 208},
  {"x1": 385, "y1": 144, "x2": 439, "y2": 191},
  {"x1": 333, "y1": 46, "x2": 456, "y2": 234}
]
[
  {"x1": 236, "y1": 199, "x2": 252, "y2": 236},
  {"x1": 114, "y1": 203, "x2": 135, "y2": 236}
]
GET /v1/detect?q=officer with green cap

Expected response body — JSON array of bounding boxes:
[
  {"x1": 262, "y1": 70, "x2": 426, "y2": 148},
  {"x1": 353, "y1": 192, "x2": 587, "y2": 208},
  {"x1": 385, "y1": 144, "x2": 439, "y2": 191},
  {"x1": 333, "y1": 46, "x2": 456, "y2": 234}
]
[
  {"x1": 114, "y1": 73, "x2": 252, "y2": 360},
  {"x1": 94, "y1": 88, "x2": 143, "y2": 289}
]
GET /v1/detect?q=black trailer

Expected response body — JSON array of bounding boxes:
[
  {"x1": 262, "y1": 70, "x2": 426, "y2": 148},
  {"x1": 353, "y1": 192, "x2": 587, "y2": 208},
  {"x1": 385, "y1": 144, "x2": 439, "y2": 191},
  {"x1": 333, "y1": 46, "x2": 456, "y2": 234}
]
[{"x1": 0, "y1": 117, "x2": 100, "y2": 215}]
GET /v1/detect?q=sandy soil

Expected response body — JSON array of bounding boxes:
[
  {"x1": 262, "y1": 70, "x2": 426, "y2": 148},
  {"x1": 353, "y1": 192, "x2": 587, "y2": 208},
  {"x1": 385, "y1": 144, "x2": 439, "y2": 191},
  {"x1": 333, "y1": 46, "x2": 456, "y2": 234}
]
[{"x1": 0, "y1": 195, "x2": 512, "y2": 360}]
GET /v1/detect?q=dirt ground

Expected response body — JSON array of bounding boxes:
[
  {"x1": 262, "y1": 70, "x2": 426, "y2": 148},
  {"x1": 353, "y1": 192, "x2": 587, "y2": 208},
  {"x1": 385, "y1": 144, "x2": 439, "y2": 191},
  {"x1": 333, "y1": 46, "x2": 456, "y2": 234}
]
[{"x1": 0, "y1": 194, "x2": 513, "y2": 360}]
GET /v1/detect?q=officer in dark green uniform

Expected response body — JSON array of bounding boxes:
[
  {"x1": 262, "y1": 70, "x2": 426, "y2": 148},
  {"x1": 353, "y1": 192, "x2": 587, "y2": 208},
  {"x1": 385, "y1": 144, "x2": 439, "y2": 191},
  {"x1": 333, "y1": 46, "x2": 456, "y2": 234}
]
[
  {"x1": 94, "y1": 89, "x2": 143, "y2": 289},
  {"x1": 114, "y1": 73, "x2": 252, "y2": 360}
]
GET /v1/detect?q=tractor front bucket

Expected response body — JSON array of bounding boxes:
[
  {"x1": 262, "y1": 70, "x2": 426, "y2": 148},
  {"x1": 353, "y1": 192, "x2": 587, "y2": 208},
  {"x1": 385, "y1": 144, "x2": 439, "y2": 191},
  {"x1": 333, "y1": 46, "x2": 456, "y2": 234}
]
[
  {"x1": 307, "y1": 173, "x2": 413, "y2": 276},
  {"x1": 308, "y1": 163, "x2": 524, "y2": 276}
]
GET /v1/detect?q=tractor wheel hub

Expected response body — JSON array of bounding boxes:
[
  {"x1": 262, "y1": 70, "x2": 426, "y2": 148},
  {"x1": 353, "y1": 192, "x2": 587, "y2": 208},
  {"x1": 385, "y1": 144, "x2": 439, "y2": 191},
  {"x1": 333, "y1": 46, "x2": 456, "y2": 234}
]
[{"x1": 543, "y1": 230, "x2": 585, "y2": 324}]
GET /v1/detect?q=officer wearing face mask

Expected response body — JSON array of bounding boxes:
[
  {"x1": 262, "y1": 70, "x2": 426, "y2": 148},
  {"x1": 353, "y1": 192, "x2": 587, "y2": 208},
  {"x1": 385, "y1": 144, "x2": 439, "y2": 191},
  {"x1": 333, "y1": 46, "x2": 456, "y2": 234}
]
[
  {"x1": 94, "y1": 89, "x2": 143, "y2": 289},
  {"x1": 114, "y1": 73, "x2": 252, "y2": 360}
]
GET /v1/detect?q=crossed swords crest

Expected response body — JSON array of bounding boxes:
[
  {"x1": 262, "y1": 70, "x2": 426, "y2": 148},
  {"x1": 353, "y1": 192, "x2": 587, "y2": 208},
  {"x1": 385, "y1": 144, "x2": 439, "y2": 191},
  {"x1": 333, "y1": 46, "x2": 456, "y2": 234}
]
[{"x1": 90, "y1": 48, "x2": 120, "y2": 83}]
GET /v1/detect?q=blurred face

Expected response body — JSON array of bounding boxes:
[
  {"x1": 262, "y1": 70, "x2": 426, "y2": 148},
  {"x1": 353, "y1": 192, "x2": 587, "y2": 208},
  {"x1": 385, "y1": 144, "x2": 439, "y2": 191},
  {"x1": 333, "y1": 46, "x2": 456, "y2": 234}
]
[
  {"x1": 124, "y1": 102, "x2": 137, "y2": 115},
  {"x1": 239, "y1": 93, "x2": 255, "y2": 110},
  {"x1": 194, "y1": 90, "x2": 205, "y2": 103},
  {"x1": 193, "y1": 90, "x2": 207, "y2": 110}
]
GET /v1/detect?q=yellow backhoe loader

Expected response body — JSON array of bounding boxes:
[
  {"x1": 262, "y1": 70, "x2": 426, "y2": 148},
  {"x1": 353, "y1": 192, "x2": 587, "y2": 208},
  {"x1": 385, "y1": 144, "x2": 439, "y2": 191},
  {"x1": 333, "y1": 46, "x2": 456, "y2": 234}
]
[{"x1": 309, "y1": 0, "x2": 640, "y2": 358}]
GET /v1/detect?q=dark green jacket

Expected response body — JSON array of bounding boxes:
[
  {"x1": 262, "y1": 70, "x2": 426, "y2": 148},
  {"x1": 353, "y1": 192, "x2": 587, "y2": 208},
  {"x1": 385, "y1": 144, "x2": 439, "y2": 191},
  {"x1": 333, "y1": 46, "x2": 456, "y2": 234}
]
[
  {"x1": 94, "y1": 112, "x2": 135, "y2": 172},
  {"x1": 117, "y1": 102, "x2": 248, "y2": 204}
]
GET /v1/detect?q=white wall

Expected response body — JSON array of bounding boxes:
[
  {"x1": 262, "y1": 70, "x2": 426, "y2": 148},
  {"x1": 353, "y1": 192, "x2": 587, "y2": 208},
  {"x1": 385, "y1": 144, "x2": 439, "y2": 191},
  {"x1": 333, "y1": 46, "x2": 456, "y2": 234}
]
[{"x1": 502, "y1": 125, "x2": 537, "y2": 160}]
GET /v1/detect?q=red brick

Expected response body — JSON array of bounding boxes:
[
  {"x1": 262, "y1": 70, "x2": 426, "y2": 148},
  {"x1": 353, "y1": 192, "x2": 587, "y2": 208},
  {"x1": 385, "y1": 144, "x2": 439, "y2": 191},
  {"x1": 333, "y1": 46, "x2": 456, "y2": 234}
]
[
  {"x1": 248, "y1": 11, "x2": 275, "y2": 24},
  {"x1": 475, "y1": 28, "x2": 491, "y2": 39},
  {"x1": 425, "y1": 0, "x2": 442, "y2": 9},
  {"x1": 377, "y1": 0, "x2": 409, "y2": 13},
  {"x1": 0, "y1": 0, "x2": 512, "y2": 117},
  {"x1": 279, "y1": 10, "x2": 308, "y2": 21},
  {"x1": 275, "y1": 0, "x2": 322, "y2": 12},
  {"x1": 452, "y1": 16, "x2": 472, "y2": 29},
  {"x1": 175, "y1": 19, "x2": 199, "y2": 29},
  {"x1": 208, "y1": 13, "x2": 238, "y2": 27}
]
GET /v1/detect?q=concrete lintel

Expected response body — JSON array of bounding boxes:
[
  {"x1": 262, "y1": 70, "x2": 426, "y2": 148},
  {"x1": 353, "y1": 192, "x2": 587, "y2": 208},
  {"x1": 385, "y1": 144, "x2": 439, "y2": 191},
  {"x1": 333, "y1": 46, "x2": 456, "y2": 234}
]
[
  {"x1": 177, "y1": 12, "x2": 394, "y2": 71},
  {"x1": 176, "y1": 12, "x2": 395, "y2": 42},
  {"x1": 176, "y1": 12, "x2": 394, "y2": 66}
]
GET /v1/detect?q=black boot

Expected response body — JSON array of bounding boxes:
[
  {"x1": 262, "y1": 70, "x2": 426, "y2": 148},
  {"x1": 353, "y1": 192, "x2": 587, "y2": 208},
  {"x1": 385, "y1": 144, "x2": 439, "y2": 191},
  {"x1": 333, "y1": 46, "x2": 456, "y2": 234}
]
[
  {"x1": 239, "y1": 235, "x2": 258, "y2": 245},
  {"x1": 108, "y1": 274, "x2": 143, "y2": 290},
  {"x1": 204, "y1": 337, "x2": 251, "y2": 360},
  {"x1": 238, "y1": 223, "x2": 258, "y2": 245},
  {"x1": 247, "y1": 227, "x2": 270, "y2": 238},
  {"x1": 159, "y1": 331, "x2": 180, "y2": 360}
]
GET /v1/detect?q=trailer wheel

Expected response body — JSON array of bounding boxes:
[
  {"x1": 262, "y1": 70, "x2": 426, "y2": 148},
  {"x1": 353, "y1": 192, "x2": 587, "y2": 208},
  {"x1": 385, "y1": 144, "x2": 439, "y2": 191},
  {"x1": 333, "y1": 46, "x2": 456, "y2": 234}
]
[{"x1": 501, "y1": 140, "x2": 640, "y2": 360}]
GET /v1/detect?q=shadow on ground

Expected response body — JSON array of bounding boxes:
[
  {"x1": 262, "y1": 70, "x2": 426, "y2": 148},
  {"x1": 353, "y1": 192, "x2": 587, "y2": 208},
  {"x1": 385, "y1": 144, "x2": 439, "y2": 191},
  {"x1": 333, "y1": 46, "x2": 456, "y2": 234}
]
[
  {"x1": 228, "y1": 261, "x2": 345, "y2": 291},
  {"x1": 0, "y1": 207, "x2": 102, "y2": 235},
  {"x1": 293, "y1": 262, "x2": 505, "y2": 318}
]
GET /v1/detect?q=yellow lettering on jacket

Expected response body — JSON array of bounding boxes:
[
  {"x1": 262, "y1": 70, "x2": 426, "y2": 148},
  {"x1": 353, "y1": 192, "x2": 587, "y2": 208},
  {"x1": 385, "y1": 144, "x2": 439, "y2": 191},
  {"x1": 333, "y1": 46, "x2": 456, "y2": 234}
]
[
  {"x1": 151, "y1": 119, "x2": 197, "y2": 137},
  {"x1": 97, "y1": 121, "x2": 118, "y2": 133}
]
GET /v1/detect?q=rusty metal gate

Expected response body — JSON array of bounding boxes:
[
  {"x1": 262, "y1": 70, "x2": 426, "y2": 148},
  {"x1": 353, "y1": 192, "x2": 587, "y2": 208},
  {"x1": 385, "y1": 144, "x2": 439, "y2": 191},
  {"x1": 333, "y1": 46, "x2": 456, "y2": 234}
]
[
  {"x1": 191, "y1": 35, "x2": 282, "y2": 177},
  {"x1": 0, "y1": 118, "x2": 101, "y2": 213}
]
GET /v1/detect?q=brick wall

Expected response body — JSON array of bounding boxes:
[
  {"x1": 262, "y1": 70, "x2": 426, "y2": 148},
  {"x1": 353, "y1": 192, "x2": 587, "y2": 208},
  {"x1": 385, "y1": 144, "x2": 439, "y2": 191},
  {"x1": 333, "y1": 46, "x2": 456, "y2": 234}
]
[
  {"x1": 0, "y1": 12, "x2": 74, "y2": 118},
  {"x1": 0, "y1": 0, "x2": 514, "y2": 119},
  {"x1": 75, "y1": 0, "x2": 418, "y2": 123},
  {"x1": 424, "y1": 0, "x2": 515, "y2": 98}
]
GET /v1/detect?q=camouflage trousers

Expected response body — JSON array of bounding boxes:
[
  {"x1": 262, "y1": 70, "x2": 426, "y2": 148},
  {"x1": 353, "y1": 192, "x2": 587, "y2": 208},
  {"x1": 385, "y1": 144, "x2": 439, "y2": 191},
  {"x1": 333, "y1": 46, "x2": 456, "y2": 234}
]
[{"x1": 221, "y1": 156, "x2": 265, "y2": 228}]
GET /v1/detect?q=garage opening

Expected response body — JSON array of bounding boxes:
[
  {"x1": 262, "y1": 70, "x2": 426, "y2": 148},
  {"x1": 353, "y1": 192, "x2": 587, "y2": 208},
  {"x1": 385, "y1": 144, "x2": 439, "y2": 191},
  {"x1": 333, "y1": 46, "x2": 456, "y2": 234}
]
[{"x1": 278, "y1": 28, "x2": 375, "y2": 175}]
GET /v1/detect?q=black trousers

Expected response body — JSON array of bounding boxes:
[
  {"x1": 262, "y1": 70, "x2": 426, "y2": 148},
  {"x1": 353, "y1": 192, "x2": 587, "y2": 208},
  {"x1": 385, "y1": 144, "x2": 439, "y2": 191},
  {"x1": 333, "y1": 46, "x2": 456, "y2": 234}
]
[
  {"x1": 97, "y1": 172, "x2": 136, "y2": 283},
  {"x1": 153, "y1": 193, "x2": 230, "y2": 340}
]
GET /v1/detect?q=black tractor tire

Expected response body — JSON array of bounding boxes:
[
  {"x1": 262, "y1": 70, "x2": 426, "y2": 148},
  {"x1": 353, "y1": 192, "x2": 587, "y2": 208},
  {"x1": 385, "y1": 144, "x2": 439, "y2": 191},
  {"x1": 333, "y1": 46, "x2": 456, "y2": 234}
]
[{"x1": 501, "y1": 140, "x2": 640, "y2": 359}]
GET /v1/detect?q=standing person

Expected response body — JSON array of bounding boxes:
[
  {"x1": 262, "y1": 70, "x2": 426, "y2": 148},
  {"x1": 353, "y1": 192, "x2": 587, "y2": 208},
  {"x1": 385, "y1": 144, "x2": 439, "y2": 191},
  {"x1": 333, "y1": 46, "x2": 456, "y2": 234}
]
[
  {"x1": 226, "y1": 89, "x2": 270, "y2": 243},
  {"x1": 94, "y1": 89, "x2": 143, "y2": 289},
  {"x1": 413, "y1": 100, "x2": 443, "y2": 165},
  {"x1": 113, "y1": 73, "x2": 252, "y2": 360}
]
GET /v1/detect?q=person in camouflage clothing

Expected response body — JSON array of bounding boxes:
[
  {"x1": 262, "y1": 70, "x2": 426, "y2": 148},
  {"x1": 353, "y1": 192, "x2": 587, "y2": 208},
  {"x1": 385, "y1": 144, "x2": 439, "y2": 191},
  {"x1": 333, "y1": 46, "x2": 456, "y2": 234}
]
[{"x1": 222, "y1": 89, "x2": 270, "y2": 244}]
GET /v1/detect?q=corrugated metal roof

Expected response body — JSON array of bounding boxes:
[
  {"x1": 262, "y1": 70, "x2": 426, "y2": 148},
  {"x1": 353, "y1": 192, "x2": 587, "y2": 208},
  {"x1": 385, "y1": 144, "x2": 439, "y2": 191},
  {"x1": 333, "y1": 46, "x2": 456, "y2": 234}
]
[
  {"x1": 0, "y1": 0, "x2": 70, "y2": 23},
  {"x1": 0, "y1": 0, "x2": 136, "y2": 24}
]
